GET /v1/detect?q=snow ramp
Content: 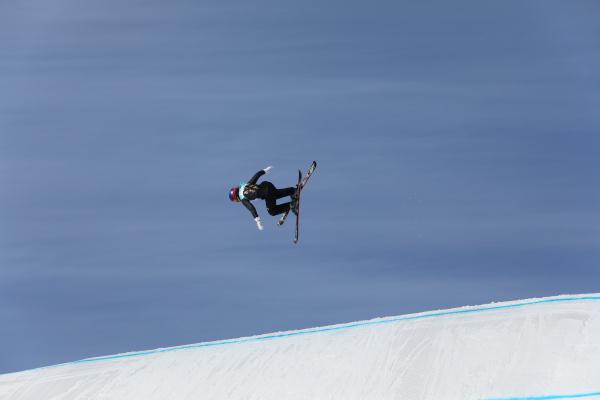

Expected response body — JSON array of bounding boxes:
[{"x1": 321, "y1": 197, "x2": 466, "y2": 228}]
[{"x1": 1, "y1": 294, "x2": 600, "y2": 400}]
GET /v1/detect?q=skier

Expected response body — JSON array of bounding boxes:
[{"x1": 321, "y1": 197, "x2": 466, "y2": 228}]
[{"x1": 228, "y1": 166, "x2": 297, "y2": 231}]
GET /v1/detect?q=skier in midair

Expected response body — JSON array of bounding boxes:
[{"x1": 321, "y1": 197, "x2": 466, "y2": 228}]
[{"x1": 228, "y1": 166, "x2": 297, "y2": 230}]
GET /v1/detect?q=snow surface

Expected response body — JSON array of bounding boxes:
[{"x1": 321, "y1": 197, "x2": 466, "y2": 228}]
[{"x1": 1, "y1": 294, "x2": 600, "y2": 400}]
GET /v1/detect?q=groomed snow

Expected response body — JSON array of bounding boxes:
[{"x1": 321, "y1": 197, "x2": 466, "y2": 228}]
[{"x1": 1, "y1": 294, "x2": 599, "y2": 400}]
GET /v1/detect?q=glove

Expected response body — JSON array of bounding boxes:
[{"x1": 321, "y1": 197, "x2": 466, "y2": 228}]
[
  {"x1": 254, "y1": 217, "x2": 264, "y2": 231},
  {"x1": 263, "y1": 165, "x2": 273, "y2": 174}
]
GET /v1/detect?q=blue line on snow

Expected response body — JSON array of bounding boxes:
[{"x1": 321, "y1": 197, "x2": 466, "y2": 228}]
[
  {"x1": 38, "y1": 295, "x2": 600, "y2": 368},
  {"x1": 485, "y1": 391, "x2": 600, "y2": 400}
]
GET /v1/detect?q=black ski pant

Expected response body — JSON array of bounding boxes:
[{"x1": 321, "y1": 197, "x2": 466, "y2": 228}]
[{"x1": 259, "y1": 182, "x2": 295, "y2": 216}]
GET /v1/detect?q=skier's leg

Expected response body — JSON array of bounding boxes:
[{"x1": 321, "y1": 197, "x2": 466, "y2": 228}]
[
  {"x1": 275, "y1": 187, "x2": 295, "y2": 200},
  {"x1": 275, "y1": 187, "x2": 297, "y2": 214},
  {"x1": 274, "y1": 187, "x2": 297, "y2": 213},
  {"x1": 265, "y1": 193, "x2": 290, "y2": 216},
  {"x1": 262, "y1": 182, "x2": 291, "y2": 216},
  {"x1": 266, "y1": 202, "x2": 291, "y2": 216}
]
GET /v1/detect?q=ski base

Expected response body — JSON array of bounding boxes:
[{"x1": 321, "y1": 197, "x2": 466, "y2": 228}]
[
  {"x1": 277, "y1": 170, "x2": 301, "y2": 226},
  {"x1": 277, "y1": 161, "x2": 317, "y2": 244},
  {"x1": 293, "y1": 161, "x2": 317, "y2": 244}
]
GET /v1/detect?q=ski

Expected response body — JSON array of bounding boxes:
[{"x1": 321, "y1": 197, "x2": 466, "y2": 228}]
[
  {"x1": 293, "y1": 161, "x2": 317, "y2": 244},
  {"x1": 277, "y1": 170, "x2": 301, "y2": 226},
  {"x1": 298, "y1": 160, "x2": 317, "y2": 190},
  {"x1": 277, "y1": 161, "x2": 317, "y2": 234}
]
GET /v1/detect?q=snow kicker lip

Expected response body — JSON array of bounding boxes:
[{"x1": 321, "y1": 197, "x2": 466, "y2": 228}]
[
  {"x1": 483, "y1": 390, "x2": 600, "y2": 400},
  {"x1": 22, "y1": 294, "x2": 600, "y2": 372}
]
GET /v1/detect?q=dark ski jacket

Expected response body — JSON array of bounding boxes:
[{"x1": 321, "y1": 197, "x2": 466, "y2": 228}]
[{"x1": 240, "y1": 170, "x2": 266, "y2": 219}]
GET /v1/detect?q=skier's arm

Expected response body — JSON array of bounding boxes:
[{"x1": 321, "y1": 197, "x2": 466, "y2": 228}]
[
  {"x1": 241, "y1": 199, "x2": 259, "y2": 219},
  {"x1": 247, "y1": 170, "x2": 265, "y2": 185},
  {"x1": 247, "y1": 166, "x2": 271, "y2": 185}
]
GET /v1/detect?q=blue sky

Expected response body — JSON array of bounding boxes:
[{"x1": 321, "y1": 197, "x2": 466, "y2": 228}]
[{"x1": 1, "y1": 1, "x2": 599, "y2": 374}]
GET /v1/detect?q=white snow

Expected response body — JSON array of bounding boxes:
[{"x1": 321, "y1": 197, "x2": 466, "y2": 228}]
[{"x1": 1, "y1": 294, "x2": 600, "y2": 400}]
